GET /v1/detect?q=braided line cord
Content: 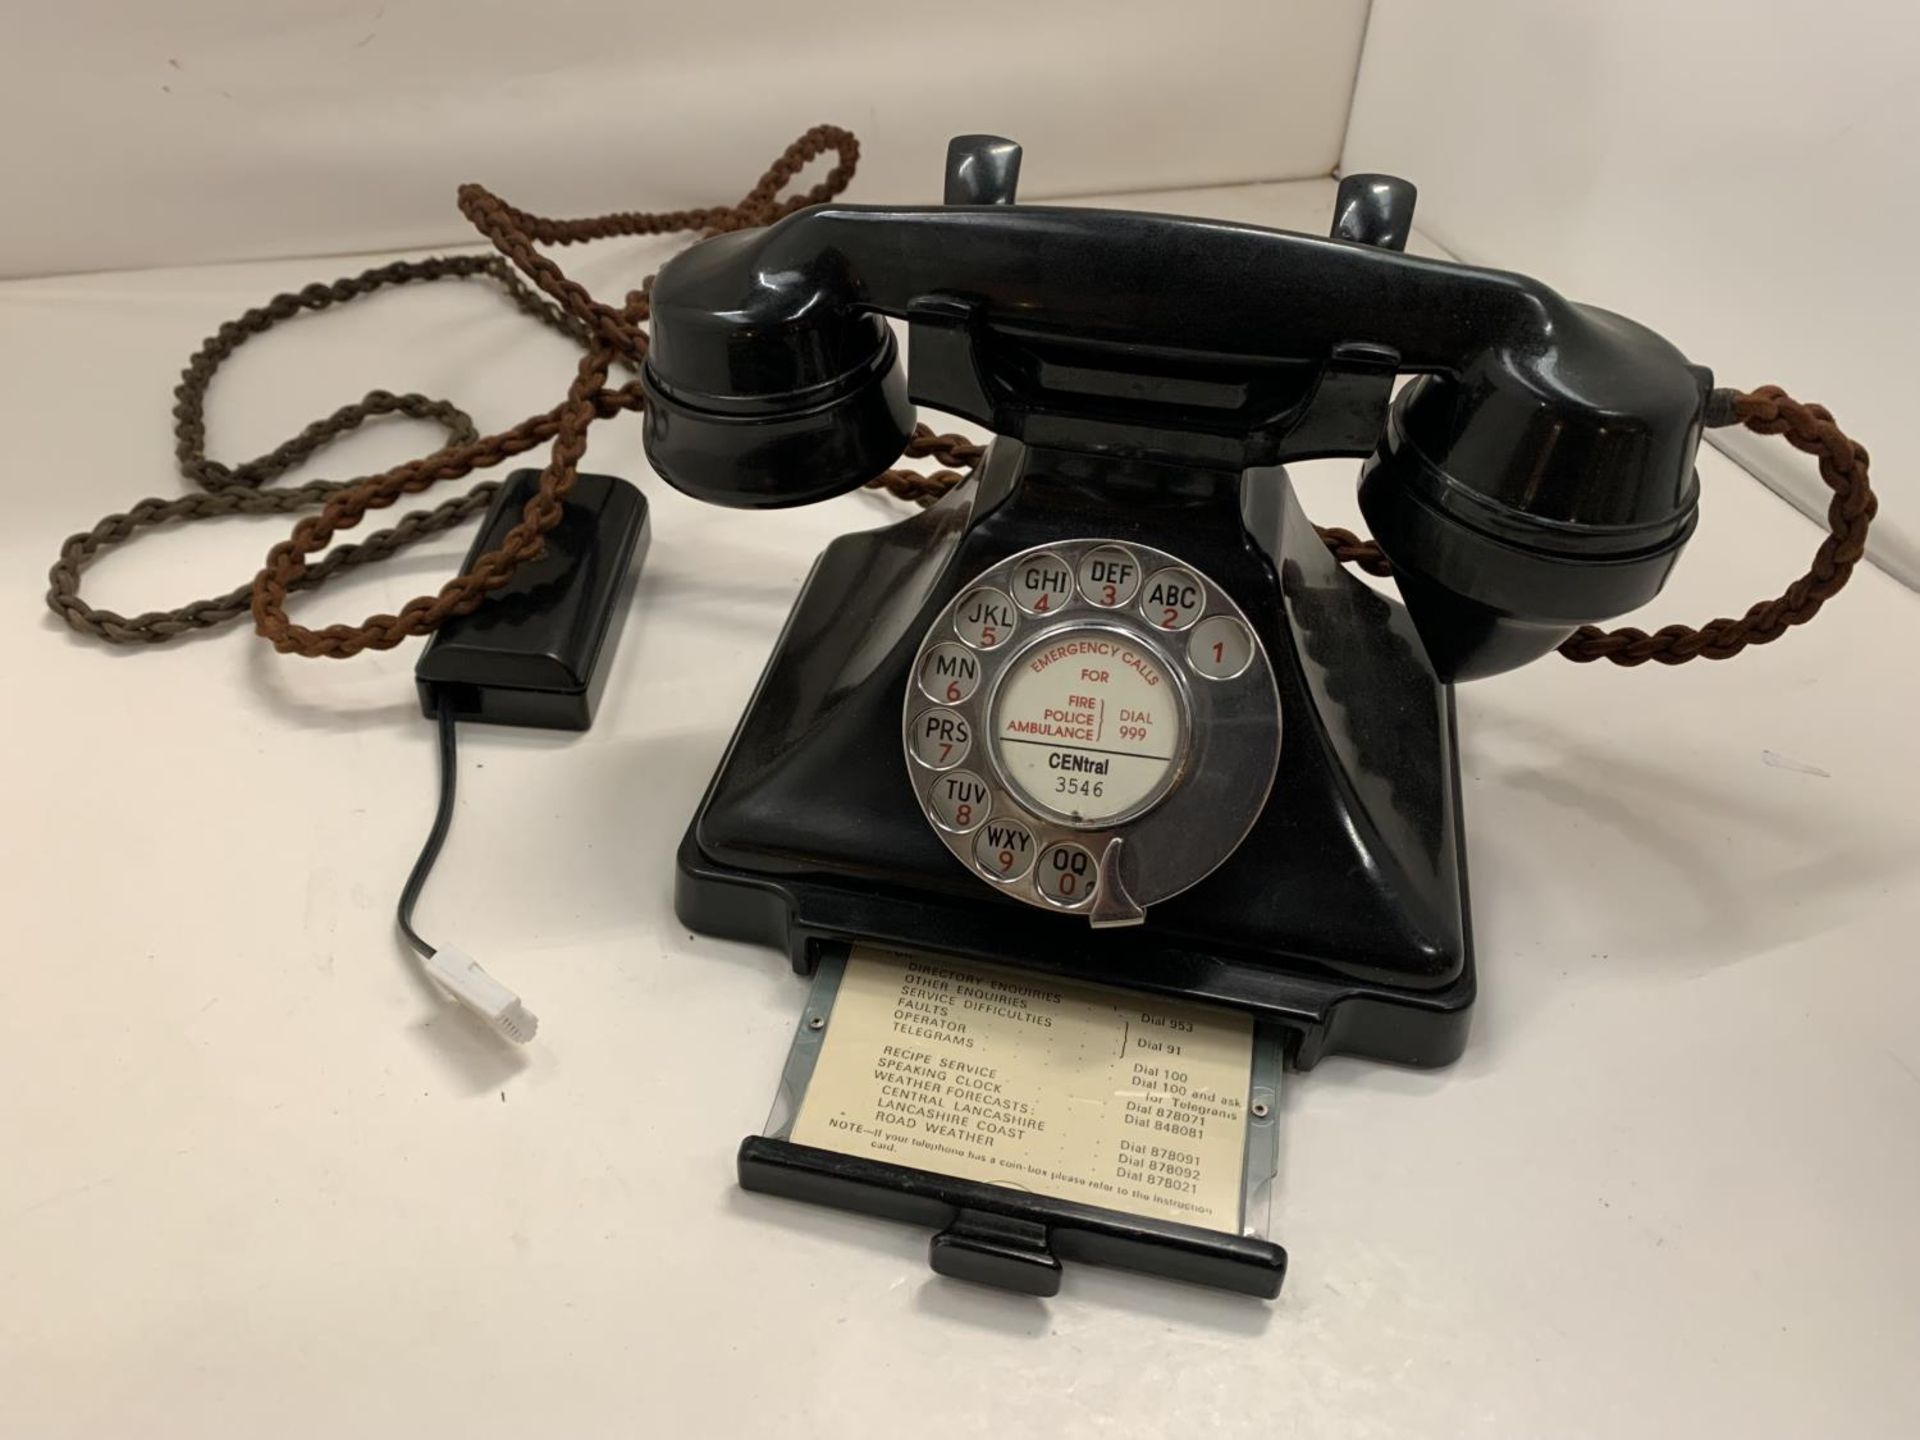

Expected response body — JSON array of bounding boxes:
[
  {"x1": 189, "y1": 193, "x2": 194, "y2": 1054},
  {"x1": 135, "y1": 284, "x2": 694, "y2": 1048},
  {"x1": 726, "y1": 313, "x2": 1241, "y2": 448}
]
[
  {"x1": 45, "y1": 125, "x2": 1873, "y2": 668},
  {"x1": 852, "y1": 389, "x2": 1879, "y2": 668},
  {"x1": 47, "y1": 127, "x2": 874, "y2": 653},
  {"x1": 1557, "y1": 385, "x2": 1879, "y2": 664},
  {"x1": 46, "y1": 253, "x2": 574, "y2": 644}
]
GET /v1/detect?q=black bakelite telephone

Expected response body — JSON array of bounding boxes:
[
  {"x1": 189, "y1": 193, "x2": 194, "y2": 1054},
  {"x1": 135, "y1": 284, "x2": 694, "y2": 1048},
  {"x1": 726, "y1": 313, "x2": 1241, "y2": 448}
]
[
  {"x1": 48, "y1": 127, "x2": 1874, "y2": 1298},
  {"x1": 640, "y1": 135, "x2": 1712, "y2": 1069}
]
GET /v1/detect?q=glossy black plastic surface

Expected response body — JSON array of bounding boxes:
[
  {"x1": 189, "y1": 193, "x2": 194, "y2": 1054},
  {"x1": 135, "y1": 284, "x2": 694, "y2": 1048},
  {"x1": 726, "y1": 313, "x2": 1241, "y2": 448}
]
[
  {"x1": 1331, "y1": 173, "x2": 1417, "y2": 251},
  {"x1": 739, "y1": 1137, "x2": 1286, "y2": 1299},
  {"x1": 641, "y1": 161, "x2": 1710, "y2": 678},
  {"x1": 943, "y1": 133, "x2": 1023, "y2": 205},
  {"x1": 414, "y1": 470, "x2": 647, "y2": 730},
  {"x1": 642, "y1": 196, "x2": 1707, "y2": 470},
  {"x1": 676, "y1": 440, "x2": 1475, "y2": 1069},
  {"x1": 1359, "y1": 366, "x2": 1703, "y2": 678},
  {"x1": 639, "y1": 325, "x2": 913, "y2": 509}
]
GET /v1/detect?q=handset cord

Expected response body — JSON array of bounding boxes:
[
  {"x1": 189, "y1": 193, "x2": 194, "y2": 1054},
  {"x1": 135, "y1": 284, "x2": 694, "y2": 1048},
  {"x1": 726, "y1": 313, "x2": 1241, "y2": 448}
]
[{"x1": 45, "y1": 125, "x2": 1876, "y2": 668}]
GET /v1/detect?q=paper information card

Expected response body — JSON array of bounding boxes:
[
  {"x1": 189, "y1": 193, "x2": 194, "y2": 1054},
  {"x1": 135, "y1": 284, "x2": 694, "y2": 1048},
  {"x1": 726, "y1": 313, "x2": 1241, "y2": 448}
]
[{"x1": 788, "y1": 945, "x2": 1256, "y2": 1232}]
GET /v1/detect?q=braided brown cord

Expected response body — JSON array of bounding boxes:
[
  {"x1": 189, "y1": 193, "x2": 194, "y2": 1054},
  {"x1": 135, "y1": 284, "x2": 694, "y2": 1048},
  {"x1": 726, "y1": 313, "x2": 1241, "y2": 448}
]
[
  {"x1": 1287, "y1": 388, "x2": 1878, "y2": 663},
  {"x1": 45, "y1": 253, "x2": 594, "y2": 644},
  {"x1": 248, "y1": 125, "x2": 872, "y2": 657},
  {"x1": 46, "y1": 128, "x2": 877, "y2": 653},
  {"x1": 1313, "y1": 524, "x2": 1395, "y2": 579},
  {"x1": 46, "y1": 123, "x2": 1874, "y2": 668},
  {"x1": 1557, "y1": 385, "x2": 1878, "y2": 664},
  {"x1": 850, "y1": 391, "x2": 1879, "y2": 666}
]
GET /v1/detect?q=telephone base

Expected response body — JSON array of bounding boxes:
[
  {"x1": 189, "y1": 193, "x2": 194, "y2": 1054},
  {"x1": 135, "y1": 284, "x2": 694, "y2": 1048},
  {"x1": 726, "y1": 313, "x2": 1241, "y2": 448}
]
[
  {"x1": 676, "y1": 444, "x2": 1477, "y2": 1071},
  {"x1": 676, "y1": 821, "x2": 1474, "y2": 1071}
]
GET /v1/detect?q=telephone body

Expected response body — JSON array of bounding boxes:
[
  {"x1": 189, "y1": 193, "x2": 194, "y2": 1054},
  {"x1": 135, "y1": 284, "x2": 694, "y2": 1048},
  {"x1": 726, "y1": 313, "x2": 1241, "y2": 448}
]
[{"x1": 640, "y1": 137, "x2": 1708, "y2": 1069}]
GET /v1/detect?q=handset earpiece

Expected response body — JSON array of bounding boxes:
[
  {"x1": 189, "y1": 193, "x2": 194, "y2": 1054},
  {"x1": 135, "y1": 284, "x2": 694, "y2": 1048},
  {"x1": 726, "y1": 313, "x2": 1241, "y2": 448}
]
[
  {"x1": 1358, "y1": 313, "x2": 1711, "y2": 681},
  {"x1": 641, "y1": 231, "x2": 914, "y2": 508},
  {"x1": 642, "y1": 140, "x2": 1713, "y2": 631}
]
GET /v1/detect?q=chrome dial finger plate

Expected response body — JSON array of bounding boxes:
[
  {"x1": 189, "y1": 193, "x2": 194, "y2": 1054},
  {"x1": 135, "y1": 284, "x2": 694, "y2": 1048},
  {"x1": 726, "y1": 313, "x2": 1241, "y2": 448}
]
[{"x1": 903, "y1": 539, "x2": 1282, "y2": 922}]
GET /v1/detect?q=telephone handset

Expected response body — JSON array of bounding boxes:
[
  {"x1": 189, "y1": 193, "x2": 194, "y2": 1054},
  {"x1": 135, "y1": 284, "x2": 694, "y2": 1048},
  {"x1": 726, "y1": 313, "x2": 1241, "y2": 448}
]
[
  {"x1": 641, "y1": 135, "x2": 1711, "y2": 958},
  {"x1": 640, "y1": 137, "x2": 1706, "y2": 684}
]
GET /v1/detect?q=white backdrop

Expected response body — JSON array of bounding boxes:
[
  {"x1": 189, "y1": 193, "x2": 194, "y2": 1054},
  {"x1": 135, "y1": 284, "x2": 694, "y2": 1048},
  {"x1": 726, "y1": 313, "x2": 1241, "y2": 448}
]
[
  {"x1": 1343, "y1": 0, "x2": 1920, "y2": 582},
  {"x1": 2, "y1": 0, "x2": 1370, "y2": 278}
]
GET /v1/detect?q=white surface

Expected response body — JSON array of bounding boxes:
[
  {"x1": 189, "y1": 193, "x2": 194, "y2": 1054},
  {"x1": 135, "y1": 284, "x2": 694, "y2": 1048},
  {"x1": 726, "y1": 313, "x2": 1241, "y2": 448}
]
[
  {"x1": 3, "y1": 178, "x2": 1919, "y2": 1439},
  {"x1": 2, "y1": 0, "x2": 1369, "y2": 278},
  {"x1": 1343, "y1": 0, "x2": 1920, "y2": 583}
]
